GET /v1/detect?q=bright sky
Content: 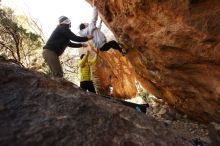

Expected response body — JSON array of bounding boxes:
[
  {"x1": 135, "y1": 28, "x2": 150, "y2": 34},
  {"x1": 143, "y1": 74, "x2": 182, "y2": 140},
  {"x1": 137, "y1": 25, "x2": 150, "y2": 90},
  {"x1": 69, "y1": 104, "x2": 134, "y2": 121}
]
[
  {"x1": 1, "y1": 0, "x2": 113, "y2": 58},
  {"x1": 1, "y1": 0, "x2": 94, "y2": 39}
]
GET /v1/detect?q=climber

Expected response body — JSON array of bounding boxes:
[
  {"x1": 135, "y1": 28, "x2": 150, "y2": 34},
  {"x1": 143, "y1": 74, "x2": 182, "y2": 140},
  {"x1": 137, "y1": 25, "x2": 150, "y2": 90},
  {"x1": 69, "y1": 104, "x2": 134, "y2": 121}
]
[
  {"x1": 78, "y1": 0, "x2": 127, "y2": 56},
  {"x1": 79, "y1": 45, "x2": 98, "y2": 93},
  {"x1": 43, "y1": 16, "x2": 93, "y2": 77}
]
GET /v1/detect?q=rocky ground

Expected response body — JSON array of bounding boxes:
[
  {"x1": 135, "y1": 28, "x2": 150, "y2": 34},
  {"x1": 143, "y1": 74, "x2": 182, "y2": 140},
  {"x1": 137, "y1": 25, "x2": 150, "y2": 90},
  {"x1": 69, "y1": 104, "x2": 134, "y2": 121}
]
[
  {"x1": 147, "y1": 101, "x2": 210, "y2": 146},
  {"x1": 128, "y1": 96, "x2": 212, "y2": 146}
]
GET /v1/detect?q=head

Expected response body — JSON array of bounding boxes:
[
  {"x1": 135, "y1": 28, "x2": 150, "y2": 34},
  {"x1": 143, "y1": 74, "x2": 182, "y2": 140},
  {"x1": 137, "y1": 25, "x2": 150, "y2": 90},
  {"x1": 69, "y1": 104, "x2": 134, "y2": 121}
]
[
  {"x1": 58, "y1": 16, "x2": 71, "y2": 27},
  {"x1": 80, "y1": 54, "x2": 86, "y2": 60},
  {"x1": 79, "y1": 23, "x2": 89, "y2": 30}
]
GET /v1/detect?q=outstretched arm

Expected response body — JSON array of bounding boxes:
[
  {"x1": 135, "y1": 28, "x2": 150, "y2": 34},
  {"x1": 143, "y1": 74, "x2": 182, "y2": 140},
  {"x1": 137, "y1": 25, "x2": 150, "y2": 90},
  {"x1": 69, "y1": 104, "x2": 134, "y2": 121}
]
[
  {"x1": 67, "y1": 42, "x2": 87, "y2": 48},
  {"x1": 62, "y1": 27, "x2": 91, "y2": 42},
  {"x1": 89, "y1": 46, "x2": 98, "y2": 65},
  {"x1": 68, "y1": 42, "x2": 82, "y2": 48},
  {"x1": 90, "y1": 43, "x2": 99, "y2": 53},
  {"x1": 79, "y1": 51, "x2": 89, "y2": 67}
]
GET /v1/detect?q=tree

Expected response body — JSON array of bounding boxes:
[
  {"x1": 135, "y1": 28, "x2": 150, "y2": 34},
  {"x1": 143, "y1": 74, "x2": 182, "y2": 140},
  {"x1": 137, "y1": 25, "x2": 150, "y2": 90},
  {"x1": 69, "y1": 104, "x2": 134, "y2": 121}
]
[
  {"x1": 0, "y1": 7, "x2": 44, "y2": 69},
  {"x1": 0, "y1": 8, "x2": 21, "y2": 61},
  {"x1": 61, "y1": 49, "x2": 81, "y2": 84}
]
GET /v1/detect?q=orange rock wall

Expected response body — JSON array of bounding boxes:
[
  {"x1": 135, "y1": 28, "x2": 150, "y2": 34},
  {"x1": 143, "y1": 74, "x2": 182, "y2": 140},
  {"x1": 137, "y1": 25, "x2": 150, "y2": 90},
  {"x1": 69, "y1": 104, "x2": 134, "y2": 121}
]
[
  {"x1": 88, "y1": 0, "x2": 220, "y2": 123},
  {"x1": 93, "y1": 51, "x2": 137, "y2": 98}
]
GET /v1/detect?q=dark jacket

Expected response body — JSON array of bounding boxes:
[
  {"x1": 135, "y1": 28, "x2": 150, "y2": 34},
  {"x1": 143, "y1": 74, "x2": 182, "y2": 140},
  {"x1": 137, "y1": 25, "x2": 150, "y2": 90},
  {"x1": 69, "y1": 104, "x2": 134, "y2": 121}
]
[{"x1": 43, "y1": 24, "x2": 88, "y2": 56}]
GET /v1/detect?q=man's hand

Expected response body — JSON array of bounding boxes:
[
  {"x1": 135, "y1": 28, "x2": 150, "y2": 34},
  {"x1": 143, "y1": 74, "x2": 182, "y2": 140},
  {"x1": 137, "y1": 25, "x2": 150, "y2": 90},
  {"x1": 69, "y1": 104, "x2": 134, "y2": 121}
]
[
  {"x1": 91, "y1": 46, "x2": 98, "y2": 53},
  {"x1": 87, "y1": 35, "x2": 93, "y2": 40}
]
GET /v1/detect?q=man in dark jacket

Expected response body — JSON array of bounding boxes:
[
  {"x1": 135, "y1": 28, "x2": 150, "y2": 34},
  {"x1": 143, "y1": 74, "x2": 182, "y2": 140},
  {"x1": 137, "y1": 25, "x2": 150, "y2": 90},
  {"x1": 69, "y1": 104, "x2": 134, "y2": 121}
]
[{"x1": 43, "y1": 16, "x2": 92, "y2": 77}]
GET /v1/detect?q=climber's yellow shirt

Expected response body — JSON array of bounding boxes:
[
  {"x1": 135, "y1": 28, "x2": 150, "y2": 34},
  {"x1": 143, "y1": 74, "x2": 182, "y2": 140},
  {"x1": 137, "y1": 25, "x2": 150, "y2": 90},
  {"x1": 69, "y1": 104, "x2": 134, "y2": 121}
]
[{"x1": 79, "y1": 54, "x2": 97, "y2": 82}]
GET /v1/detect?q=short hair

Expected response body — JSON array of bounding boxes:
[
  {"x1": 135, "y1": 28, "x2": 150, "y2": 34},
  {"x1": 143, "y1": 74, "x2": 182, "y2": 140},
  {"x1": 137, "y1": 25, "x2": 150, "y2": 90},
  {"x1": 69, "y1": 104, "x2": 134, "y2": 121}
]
[
  {"x1": 80, "y1": 54, "x2": 86, "y2": 59},
  {"x1": 79, "y1": 23, "x2": 86, "y2": 30}
]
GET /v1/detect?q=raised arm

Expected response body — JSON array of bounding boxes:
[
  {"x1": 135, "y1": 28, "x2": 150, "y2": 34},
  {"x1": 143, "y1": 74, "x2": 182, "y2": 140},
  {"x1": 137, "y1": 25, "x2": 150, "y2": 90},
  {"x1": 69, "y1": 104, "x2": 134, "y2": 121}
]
[
  {"x1": 79, "y1": 51, "x2": 89, "y2": 67},
  {"x1": 91, "y1": 0, "x2": 98, "y2": 27},
  {"x1": 97, "y1": 20, "x2": 102, "y2": 29},
  {"x1": 89, "y1": 54, "x2": 97, "y2": 65},
  {"x1": 62, "y1": 27, "x2": 92, "y2": 42},
  {"x1": 89, "y1": 45, "x2": 98, "y2": 65}
]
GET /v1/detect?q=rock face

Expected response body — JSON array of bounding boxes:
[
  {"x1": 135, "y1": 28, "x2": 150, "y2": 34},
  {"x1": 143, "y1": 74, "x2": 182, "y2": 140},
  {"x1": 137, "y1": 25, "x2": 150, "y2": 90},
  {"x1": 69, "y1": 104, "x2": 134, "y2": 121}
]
[
  {"x1": 209, "y1": 123, "x2": 220, "y2": 146},
  {"x1": 0, "y1": 61, "x2": 192, "y2": 145},
  {"x1": 89, "y1": 0, "x2": 220, "y2": 123},
  {"x1": 93, "y1": 51, "x2": 137, "y2": 98}
]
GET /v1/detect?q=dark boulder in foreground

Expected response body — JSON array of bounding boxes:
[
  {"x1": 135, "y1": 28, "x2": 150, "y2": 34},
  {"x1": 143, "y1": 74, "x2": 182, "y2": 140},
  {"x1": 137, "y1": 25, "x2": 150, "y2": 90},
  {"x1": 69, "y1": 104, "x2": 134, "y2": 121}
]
[{"x1": 0, "y1": 61, "x2": 191, "y2": 146}]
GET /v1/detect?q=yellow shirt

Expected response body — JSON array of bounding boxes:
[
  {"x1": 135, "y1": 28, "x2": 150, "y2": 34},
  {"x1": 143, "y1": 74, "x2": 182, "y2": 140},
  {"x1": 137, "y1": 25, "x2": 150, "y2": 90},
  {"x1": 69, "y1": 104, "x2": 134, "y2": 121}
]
[{"x1": 79, "y1": 54, "x2": 97, "y2": 82}]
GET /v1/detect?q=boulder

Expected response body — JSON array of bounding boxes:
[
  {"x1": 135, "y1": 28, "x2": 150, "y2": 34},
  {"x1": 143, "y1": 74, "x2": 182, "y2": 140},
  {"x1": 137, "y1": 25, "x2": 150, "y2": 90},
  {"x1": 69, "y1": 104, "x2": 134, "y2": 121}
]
[
  {"x1": 89, "y1": 0, "x2": 220, "y2": 123},
  {"x1": 0, "y1": 61, "x2": 190, "y2": 145}
]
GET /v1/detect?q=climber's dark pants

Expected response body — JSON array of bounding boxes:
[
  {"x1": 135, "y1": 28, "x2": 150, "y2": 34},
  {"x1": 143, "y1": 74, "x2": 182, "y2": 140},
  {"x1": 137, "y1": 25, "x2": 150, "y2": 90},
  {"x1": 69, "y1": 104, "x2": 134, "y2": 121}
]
[
  {"x1": 100, "y1": 40, "x2": 122, "y2": 52},
  {"x1": 80, "y1": 81, "x2": 96, "y2": 93}
]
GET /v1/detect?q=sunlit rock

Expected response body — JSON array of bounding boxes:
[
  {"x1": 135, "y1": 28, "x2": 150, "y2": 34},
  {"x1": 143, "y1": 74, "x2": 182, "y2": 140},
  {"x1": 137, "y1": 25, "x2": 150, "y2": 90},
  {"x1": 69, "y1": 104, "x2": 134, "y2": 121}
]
[{"x1": 88, "y1": 0, "x2": 220, "y2": 123}]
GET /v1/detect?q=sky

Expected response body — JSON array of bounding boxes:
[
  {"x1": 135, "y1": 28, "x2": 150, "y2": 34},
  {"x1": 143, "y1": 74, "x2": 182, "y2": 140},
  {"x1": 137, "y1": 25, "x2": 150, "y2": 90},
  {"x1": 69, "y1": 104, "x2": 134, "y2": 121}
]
[
  {"x1": 1, "y1": 0, "x2": 113, "y2": 57},
  {"x1": 1, "y1": 0, "x2": 94, "y2": 39}
]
